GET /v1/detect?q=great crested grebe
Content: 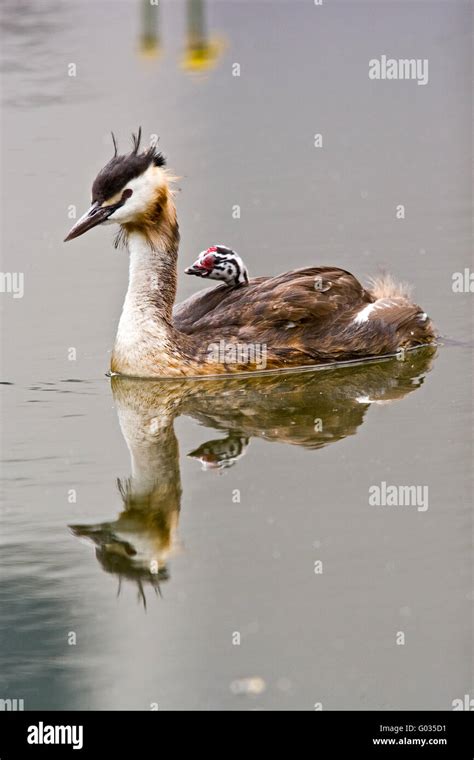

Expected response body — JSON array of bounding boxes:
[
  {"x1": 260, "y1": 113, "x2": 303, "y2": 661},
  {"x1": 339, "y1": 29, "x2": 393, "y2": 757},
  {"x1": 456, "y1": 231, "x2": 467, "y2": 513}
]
[
  {"x1": 185, "y1": 246, "x2": 249, "y2": 287},
  {"x1": 64, "y1": 131, "x2": 436, "y2": 377}
]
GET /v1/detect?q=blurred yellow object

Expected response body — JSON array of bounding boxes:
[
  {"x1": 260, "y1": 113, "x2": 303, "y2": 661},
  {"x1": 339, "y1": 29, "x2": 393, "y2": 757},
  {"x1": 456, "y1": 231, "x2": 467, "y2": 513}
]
[
  {"x1": 182, "y1": 37, "x2": 224, "y2": 72},
  {"x1": 139, "y1": 0, "x2": 160, "y2": 60},
  {"x1": 139, "y1": 37, "x2": 162, "y2": 60}
]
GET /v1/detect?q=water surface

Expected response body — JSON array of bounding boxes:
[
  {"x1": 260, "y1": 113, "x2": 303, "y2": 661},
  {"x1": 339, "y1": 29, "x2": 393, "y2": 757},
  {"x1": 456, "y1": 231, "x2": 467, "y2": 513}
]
[{"x1": 0, "y1": 0, "x2": 472, "y2": 710}]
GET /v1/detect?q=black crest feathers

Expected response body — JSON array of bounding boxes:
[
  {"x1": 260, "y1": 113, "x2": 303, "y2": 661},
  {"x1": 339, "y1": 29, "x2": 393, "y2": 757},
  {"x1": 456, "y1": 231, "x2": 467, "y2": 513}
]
[
  {"x1": 111, "y1": 131, "x2": 118, "y2": 157},
  {"x1": 131, "y1": 127, "x2": 142, "y2": 155},
  {"x1": 91, "y1": 128, "x2": 167, "y2": 203}
]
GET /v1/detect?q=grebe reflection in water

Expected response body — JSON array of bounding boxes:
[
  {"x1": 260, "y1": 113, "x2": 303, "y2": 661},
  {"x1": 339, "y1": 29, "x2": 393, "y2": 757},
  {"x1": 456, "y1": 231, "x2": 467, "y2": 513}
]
[{"x1": 70, "y1": 348, "x2": 436, "y2": 604}]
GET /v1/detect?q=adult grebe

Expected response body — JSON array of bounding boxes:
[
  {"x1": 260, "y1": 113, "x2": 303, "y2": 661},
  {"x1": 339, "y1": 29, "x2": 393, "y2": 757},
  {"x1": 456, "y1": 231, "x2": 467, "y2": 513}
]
[{"x1": 64, "y1": 131, "x2": 436, "y2": 377}]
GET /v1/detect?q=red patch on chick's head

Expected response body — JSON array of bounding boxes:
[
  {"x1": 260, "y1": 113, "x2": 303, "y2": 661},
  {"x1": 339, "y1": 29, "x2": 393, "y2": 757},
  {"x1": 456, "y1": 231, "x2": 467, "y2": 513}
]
[{"x1": 200, "y1": 252, "x2": 216, "y2": 270}]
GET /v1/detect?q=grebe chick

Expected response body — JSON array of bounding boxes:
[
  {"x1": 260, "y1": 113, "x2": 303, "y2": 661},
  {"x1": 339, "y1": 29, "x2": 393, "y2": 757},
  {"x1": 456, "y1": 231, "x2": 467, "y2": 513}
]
[{"x1": 185, "y1": 246, "x2": 249, "y2": 287}]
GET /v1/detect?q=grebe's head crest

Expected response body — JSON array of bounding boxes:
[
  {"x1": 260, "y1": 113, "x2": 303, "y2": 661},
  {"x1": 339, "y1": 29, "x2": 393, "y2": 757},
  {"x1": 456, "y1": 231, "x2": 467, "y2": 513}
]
[
  {"x1": 64, "y1": 128, "x2": 170, "y2": 241},
  {"x1": 185, "y1": 246, "x2": 249, "y2": 287}
]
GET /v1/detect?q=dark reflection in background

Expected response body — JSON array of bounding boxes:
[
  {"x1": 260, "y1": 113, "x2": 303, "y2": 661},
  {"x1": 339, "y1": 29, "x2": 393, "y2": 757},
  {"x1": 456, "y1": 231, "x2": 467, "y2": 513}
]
[
  {"x1": 140, "y1": 0, "x2": 160, "y2": 58},
  {"x1": 137, "y1": 0, "x2": 222, "y2": 70},
  {"x1": 182, "y1": 0, "x2": 221, "y2": 72}
]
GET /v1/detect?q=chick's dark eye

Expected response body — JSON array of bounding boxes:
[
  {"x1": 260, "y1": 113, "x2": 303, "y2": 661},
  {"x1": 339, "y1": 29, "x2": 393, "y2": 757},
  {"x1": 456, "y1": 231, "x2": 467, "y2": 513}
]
[{"x1": 121, "y1": 188, "x2": 133, "y2": 201}]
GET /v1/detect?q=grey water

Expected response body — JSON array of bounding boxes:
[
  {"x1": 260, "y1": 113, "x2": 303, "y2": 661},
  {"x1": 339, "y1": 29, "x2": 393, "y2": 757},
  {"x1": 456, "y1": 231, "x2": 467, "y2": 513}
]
[{"x1": 0, "y1": 0, "x2": 472, "y2": 710}]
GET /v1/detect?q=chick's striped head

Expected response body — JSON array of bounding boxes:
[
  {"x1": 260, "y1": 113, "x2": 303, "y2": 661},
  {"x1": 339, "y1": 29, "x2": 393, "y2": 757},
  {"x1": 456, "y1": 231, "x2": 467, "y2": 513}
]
[{"x1": 185, "y1": 246, "x2": 249, "y2": 287}]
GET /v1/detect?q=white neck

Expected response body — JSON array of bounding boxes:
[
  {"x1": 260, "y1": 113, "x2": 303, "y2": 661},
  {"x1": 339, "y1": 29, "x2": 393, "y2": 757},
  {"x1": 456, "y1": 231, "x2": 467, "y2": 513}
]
[
  {"x1": 112, "y1": 229, "x2": 178, "y2": 376},
  {"x1": 118, "y1": 232, "x2": 169, "y2": 332}
]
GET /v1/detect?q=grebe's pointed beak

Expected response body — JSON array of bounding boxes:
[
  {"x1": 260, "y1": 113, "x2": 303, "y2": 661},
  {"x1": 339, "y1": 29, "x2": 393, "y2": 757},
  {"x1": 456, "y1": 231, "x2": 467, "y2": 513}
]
[
  {"x1": 185, "y1": 262, "x2": 210, "y2": 277},
  {"x1": 64, "y1": 202, "x2": 114, "y2": 242}
]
